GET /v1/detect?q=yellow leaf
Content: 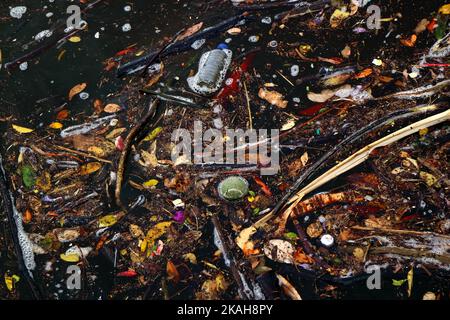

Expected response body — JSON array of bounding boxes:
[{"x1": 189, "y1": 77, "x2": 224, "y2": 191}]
[
  {"x1": 143, "y1": 179, "x2": 159, "y2": 188},
  {"x1": 87, "y1": 146, "x2": 105, "y2": 157},
  {"x1": 80, "y1": 162, "x2": 102, "y2": 175},
  {"x1": 140, "y1": 238, "x2": 148, "y2": 252},
  {"x1": 420, "y1": 171, "x2": 439, "y2": 187},
  {"x1": 143, "y1": 127, "x2": 162, "y2": 141},
  {"x1": 12, "y1": 124, "x2": 34, "y2": 134},
  {"x1": 236, "y1": 226, "x2": 257, "y2": 251},
  {"x1": 438, "y1": 4, "x2": 450, "y2": 14},
  {"x1": 146, "y1": 221, "x2": 172, "y2": 245},
  {"x1": 49, "y1": 122, "x2": 63, "y2": 129},
  {"x1": 98, "y1": 214, "x2": 118, "y2": 228},
  {"x1": 4, "y1": 274, "x2": 20, "y2": 291},
  {"x1": 69, "y1": 83, "x2": 87, "y2": 100},
  {"x1": 60, "y1": 253, "x2": 80, "y2": 263},
  {"x1": 182, "y1": 253, "x2": 197, "y2": 264},
  {"x1": 407, "y1": 267, "x2": 414, "y2": 297},
  {"x1": 330, "y1": 9, "x2": 350, "y2": 28},
  {"x1": 68, "y1": 36, "x2": 81, "y2": 43}
]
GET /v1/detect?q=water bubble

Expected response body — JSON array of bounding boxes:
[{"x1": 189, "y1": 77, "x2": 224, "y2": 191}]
[
  {"x1": 79, "y1": 92, "x2": 90, "y2": 100},
  {"x1": 124, "y1": 5, "x2": 132, "y2": 12},
  {"x1": 268, "y1": 40, "x2": 278, "y2": 48},
  {"x1": 248, "y1": 35, "x2": 260, "y2": 43},
  {"x1": 261, "y1": 16, "x2": 272, "y2": 24},
  {"x1": 122, "y1": 23, "x2": 131, "y2": 32}
]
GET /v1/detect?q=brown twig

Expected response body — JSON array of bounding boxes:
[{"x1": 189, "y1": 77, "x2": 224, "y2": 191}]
[{"x1": 115, "y1": 99, "x2": 159, "y2": 208}]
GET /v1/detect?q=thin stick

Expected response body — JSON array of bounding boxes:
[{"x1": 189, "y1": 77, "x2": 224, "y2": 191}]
[
  {"x1": 52, "y1": 145, "x2": 112, "y2": 164},
  {"x1": 351, "y1": 226, "x2": 450, "y2": 240},
  {"x1": 243, "y1": 80, "x2": 253, "y2": 130}
]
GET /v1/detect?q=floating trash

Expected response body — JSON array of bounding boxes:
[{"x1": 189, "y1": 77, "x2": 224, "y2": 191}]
[
  {"x1": 320, "y1": 234, "x2": 335, "y2": 247},
  {"x1": 188, "y1": 46, "x2": 233, "y2": 95},
  {"x1": 19, "y1": 62, "x2": 28, "y2": 71},
  {"x1": 218, "y1": 176, "x2": 249, "y2": 201},
  {"x1": 34, "y1": 30, "x2": 53, "y2": 41},
  {"x1": 10, "y1": 6, "x2": 27, "y2": 19},
  {"x1": 191, "y1": 39, "x2": 206, "y2": 50}
]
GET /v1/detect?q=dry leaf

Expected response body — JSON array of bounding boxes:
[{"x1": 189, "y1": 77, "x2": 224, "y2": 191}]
[
  {"x1": 166, "y1": 260, "x2": 180, "y2": 283},
  {"x1": 49, "y1": 122, "x2": 63, "y2": 129},
  {"x1": 276, "y1": 274, "x2": 302, "y2": 300},
  {"x1": 56, "y1": 109, "x2": 69, "y2": 120},
  {"x1": 263, "y1": 239, "x2": 295, "y2": 264},
  {"x1": 227, "y1": 27, "x2": 242, "y2": 35},
  {"x1": 330, "y1": 9, "x2": 350, "y2": 28},
  {"x1": 80, "y1": 162, "x2": 102, "y2": 175},
  {"x1": 177, "y1": 22, "x2": 203, "y2": 41},
  {"x1": 68, "y1": 83, "x2": 87, "y2": 101},
  {"x1": 68, "y1": 36, "x2": 81, "y2": 43},
  {"x1": 104, "y1": 103, "x2": 122, "y2": 113},
  {"x1": 258, "y1": 88, "x2": 288, "y2": 108},
  {"x1": 12, "y1": 124, "x2": 34, "y2": 134},
  {"x1": 438, "y1": 4, "x2": 450, "y2": 15},
  {"x1": 400, "y1": 34, "x2": 417, "y2": 47}
]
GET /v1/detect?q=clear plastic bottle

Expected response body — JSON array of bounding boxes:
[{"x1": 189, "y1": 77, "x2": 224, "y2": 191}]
[{"x1": 188, "y1": 44, "x2": 232, "y2": 96}]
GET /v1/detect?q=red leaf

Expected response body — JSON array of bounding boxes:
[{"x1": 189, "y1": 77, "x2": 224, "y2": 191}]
[
  {"x1": 117, "y1": 270, "x2": 138, "y2": 277},
  {"x1": 253, "y1": 176, "x2": 272, "y2": 197}
]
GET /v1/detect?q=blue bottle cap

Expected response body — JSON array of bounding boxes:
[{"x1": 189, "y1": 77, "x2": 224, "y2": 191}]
[{"x1": 217, "y1": 43, "x2": 228, "y2": 50}]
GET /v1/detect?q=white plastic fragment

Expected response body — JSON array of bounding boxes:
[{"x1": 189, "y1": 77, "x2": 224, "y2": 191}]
[
  {"x1": 60, "y1": 115, "x2": 116, "y2": 138},
  {"x1": 10, "y1": 6, "x2": 27, "y2": 19},
  {"x1": 291, "y1": 65, "x2": 300, "y2": 77},
  {"x1": 19, "y1": 62, "x2": 28, "y2": 71},
  {"x1": 320, "y1": 234, "x2": 335, "y2": 247},
  {"x1": 34, "y1": 30, "x2": 53, "y2": 41},
  {"x1": 191, "y1": 39, "x2": 206, "y2": 50}
]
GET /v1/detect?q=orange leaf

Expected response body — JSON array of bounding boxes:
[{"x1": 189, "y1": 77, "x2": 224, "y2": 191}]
[
  {"x1": 400, "y1": 34, "x2": 417, "y2": 47},
  {"x1": 354, "y1": 68, "x2": 373, "y2": 79},
  {"x1": 104, "y1": 103, "x2": 122, "y2": 113},
  {"x1": 68, "y1": 83, "x2": 87, "y2": 101},
  {"x1": 23, "y1": 209, "x2": 32, "y2": 223},
  {"x1": 80, "y1": 162, "x2": 102, "y2": 175},
  {"x1": 166, "y1": 260, "x2": 180, "y2": 283},
  {"x1": 253, "y1": 176, "x2": 272, "y2": 197},
  {"x1": 93, "y1": 99, "x2": 104, "y2": 114},
  {"x1": 176, "y1": 22, "x2": 203, "y2": 41},
  {"x1": 56, "y1": 110, "x2": 69, "y2": 120}
]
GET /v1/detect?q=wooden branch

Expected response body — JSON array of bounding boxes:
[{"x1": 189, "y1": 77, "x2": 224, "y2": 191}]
[
  {"x1": 351, "y1": 226, "x2": 450, "y2": 240},
  {"x1": 369, "y1": 246, "x2": 450, "y2": 265},
  {"x1": 115, "y1": 99, "x2": 159, "y2": 208}
]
